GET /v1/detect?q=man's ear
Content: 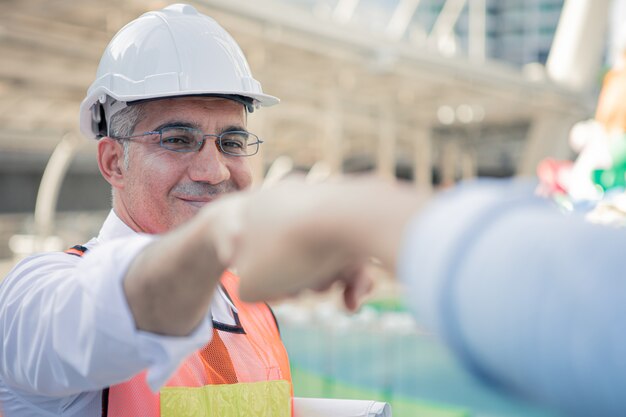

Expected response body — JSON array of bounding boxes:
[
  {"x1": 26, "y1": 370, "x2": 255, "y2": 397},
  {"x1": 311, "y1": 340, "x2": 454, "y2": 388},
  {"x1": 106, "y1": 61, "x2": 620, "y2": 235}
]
[{"x1": 97, "y1": 137, "x2": 126, "y2": 189}]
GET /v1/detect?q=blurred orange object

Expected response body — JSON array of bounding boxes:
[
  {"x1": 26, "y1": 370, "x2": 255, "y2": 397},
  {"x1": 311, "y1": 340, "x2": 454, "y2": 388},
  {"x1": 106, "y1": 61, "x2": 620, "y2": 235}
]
[{"x1": 595, "y1": 54, "x2": 626, "y2": 135}]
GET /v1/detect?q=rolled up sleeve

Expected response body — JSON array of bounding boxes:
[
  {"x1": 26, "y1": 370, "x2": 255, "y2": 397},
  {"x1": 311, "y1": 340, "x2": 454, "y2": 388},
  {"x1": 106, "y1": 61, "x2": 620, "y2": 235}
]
[{"x1": 0, "y1": 235, "x2": 213, "y2": 396}]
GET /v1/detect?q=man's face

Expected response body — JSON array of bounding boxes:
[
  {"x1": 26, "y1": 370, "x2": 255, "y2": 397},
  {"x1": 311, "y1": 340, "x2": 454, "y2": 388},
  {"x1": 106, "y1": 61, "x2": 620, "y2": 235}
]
[{"x1": 114, "y1": 97, "x2": 252, "y2": 233}]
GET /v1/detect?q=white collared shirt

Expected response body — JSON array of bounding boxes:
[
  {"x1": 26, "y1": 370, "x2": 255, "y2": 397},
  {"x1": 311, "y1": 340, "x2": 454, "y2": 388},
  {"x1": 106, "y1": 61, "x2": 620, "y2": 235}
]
[{"x1": 0, "y1": 210, "x2": 228, "y2": 416}]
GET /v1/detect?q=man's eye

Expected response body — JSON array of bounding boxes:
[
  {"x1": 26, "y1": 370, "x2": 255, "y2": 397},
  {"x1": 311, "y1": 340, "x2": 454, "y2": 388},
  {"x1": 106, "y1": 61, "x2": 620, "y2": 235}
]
[
  {"x1": 220, "y1": 133, "x2": 249, "y2": 149},
  {"x1": 163, "y1": 136, "x2": 192, "y2": 145},
  {"x1": 221, "y1": 139, "x2": 244, "y2": 149}
]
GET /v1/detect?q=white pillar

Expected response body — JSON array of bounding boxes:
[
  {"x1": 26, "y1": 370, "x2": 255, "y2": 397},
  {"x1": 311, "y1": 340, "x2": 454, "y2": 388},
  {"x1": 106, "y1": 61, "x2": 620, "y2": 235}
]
[
  {"x1": 428, "y1": 0, "x2": 467, "y2": 43},
  {"x1": 377, "y1": 101, "x2": 396, "y2": 180},
  {"x1": 546, "y1": 0, "x2": 610, "y2": 92},
  {"x1": 468, "y1": 0, "x2": 486, "y2": 62},
  {"x1": 413, "y1": 126, "x2": 433, "y2": 193},
  {"x1": 333, "y1": 0, "x2": 361, "y2": 23},
  {"x1": 386, "y1": 0, "x2": 422, "y2": 41},
  {"x1": 324, "y1": 92, "x2": 343, "y2": 175},
  {"x1": 35, "y1": 133, "x2": 80, "y2": 241},
  {"x1": 522, "y1": 0, "x2": 609, "y2": 177},
  {"x1": 461, "y1": 147, "x2": 477, "y2": 180},
  {"x1": 440, "y1": 139, "x2": 459, "y2": 187},
  {"x1": 8, "y1": 132, "x2": 82, "y2": 258}
]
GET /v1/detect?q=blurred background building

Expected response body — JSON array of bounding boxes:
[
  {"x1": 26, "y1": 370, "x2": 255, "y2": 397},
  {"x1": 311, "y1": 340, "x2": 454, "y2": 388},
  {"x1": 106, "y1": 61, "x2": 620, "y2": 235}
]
[{"x1": 0, "y1": 0, "x2": 622, "y2": 415}]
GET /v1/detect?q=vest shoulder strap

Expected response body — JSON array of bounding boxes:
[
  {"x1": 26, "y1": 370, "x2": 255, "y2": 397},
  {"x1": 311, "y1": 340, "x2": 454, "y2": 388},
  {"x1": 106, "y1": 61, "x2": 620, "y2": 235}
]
[{"x1": 65, "y1": 245, "x2": 89, "y2": 257}]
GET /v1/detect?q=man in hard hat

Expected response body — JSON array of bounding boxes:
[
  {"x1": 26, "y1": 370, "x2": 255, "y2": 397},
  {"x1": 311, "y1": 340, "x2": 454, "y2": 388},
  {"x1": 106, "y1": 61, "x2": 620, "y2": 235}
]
[{"x1": 0, "y1": 4, "x2": 339, "y2": 416}]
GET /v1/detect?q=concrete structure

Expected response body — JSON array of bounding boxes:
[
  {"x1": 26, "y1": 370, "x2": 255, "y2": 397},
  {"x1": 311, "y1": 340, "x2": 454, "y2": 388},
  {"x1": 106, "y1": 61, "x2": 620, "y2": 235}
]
[{"x1": 0, "y1": 0, "x2": 610, "y2": 258}]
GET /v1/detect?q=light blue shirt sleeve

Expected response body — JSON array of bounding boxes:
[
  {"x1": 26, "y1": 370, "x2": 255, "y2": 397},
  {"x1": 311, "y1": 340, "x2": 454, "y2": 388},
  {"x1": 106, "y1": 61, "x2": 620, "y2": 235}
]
[{"x1": 398, "y1": 179, "x2": 626, "y2": 417}]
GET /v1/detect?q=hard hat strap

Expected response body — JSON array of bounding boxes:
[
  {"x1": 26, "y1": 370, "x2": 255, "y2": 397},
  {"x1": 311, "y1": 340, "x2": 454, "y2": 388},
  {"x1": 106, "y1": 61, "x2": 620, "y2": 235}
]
[{"x1": 102, "y1": 98, "x2": 129, "y2": 137}]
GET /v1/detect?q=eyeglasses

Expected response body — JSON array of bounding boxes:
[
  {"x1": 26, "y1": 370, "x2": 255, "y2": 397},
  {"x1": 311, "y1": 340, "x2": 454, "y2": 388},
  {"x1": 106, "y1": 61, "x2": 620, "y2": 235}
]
[{"x1": 113, "y1": 126, "x2": 263, "y2": 157}]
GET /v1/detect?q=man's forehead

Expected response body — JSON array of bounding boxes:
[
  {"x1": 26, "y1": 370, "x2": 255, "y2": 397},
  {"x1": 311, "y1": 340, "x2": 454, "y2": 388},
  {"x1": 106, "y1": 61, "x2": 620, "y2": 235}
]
[
  {"x1": 137, "y1": 97, "x2": 247, "y2": 128},
  {"x1": 134, "y1": 97, "x2": 247, "y2": 133},
  {"x1": 142, "y1": 96, "x2": 246, "y2": 112}
]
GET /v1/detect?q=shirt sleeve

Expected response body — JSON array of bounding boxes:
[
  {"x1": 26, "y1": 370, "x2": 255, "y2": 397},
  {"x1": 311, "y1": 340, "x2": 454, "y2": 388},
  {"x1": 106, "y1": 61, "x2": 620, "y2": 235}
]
[
  {"x1": 0, "y1": 235, "x2": 213, "y2": 396},
  {"x1": 398, "y1": 179, "x2": 626, "y2": 417}
]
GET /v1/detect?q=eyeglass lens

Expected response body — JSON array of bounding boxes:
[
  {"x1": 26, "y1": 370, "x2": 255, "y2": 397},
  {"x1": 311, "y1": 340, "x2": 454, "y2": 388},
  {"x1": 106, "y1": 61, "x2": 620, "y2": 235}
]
[{"x1": 159, "y1": 127, "x2": 258, "y2": 156}]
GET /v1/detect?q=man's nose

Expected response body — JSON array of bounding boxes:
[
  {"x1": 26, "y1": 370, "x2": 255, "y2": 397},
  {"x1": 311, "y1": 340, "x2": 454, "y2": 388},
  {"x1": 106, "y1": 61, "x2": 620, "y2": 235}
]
[{"x1": 188, "y1": 141, "x2": 231, "y2": 184}]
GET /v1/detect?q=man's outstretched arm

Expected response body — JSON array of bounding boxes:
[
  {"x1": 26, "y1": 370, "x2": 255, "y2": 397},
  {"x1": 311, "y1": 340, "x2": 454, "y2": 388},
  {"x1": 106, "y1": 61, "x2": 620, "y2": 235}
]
[{"x1": 230, "y1": 178, "x2": 626, "y2": 417}]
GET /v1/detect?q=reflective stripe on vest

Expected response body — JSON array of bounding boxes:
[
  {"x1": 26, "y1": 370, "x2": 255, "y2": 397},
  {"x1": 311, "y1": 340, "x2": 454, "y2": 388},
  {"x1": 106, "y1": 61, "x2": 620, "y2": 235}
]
[
  {"x1": 63, "y1": 246, "x2": 292, "y2": 417},
  {"x1": 161, "y1": 380, "x2": 291, "y2": 417}
]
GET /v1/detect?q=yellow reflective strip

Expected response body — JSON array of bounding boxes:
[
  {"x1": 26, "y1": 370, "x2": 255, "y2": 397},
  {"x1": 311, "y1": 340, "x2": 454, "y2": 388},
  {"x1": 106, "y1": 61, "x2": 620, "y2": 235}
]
[{"x1": 160, "y1": 380, "x2": 291, "y2": 417}]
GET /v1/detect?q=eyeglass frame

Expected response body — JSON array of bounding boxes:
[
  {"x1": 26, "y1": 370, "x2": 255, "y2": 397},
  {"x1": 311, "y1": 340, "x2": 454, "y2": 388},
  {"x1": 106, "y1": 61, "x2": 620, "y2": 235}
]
[{"x1": 111, "y1": 125, "x2": 264, "y2": 157}]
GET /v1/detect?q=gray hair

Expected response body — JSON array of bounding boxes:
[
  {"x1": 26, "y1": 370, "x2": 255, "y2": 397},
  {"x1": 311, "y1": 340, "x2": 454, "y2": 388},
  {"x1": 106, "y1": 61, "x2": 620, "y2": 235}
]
[{"x1": 108, "y1": 103, "x2": 146, "y2": 168}]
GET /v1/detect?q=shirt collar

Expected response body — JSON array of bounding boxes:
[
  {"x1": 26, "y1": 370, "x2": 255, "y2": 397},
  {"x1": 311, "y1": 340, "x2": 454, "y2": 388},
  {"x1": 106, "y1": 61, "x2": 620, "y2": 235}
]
[{"x1": 97, "y1": 210, "x2": 137, "y2": 243}]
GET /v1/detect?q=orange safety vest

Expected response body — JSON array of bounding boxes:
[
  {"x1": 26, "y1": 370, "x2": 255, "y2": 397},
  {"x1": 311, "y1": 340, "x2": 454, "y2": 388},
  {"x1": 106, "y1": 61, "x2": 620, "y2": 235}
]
[{"x1": 1, "y1": 246, "x2": 292, "y2": 417}]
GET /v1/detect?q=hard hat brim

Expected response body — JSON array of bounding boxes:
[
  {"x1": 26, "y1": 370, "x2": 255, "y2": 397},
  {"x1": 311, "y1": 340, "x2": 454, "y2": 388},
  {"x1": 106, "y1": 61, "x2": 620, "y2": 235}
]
[{"x1": 80, "y1": 88, "x2": 279, "y2": 140}]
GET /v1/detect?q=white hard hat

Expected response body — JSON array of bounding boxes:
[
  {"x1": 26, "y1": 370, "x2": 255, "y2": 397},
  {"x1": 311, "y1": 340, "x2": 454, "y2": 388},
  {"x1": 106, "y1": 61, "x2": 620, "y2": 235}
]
[{"x1": 79, "y1": 3, "x2": 278, "y2": 140}]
